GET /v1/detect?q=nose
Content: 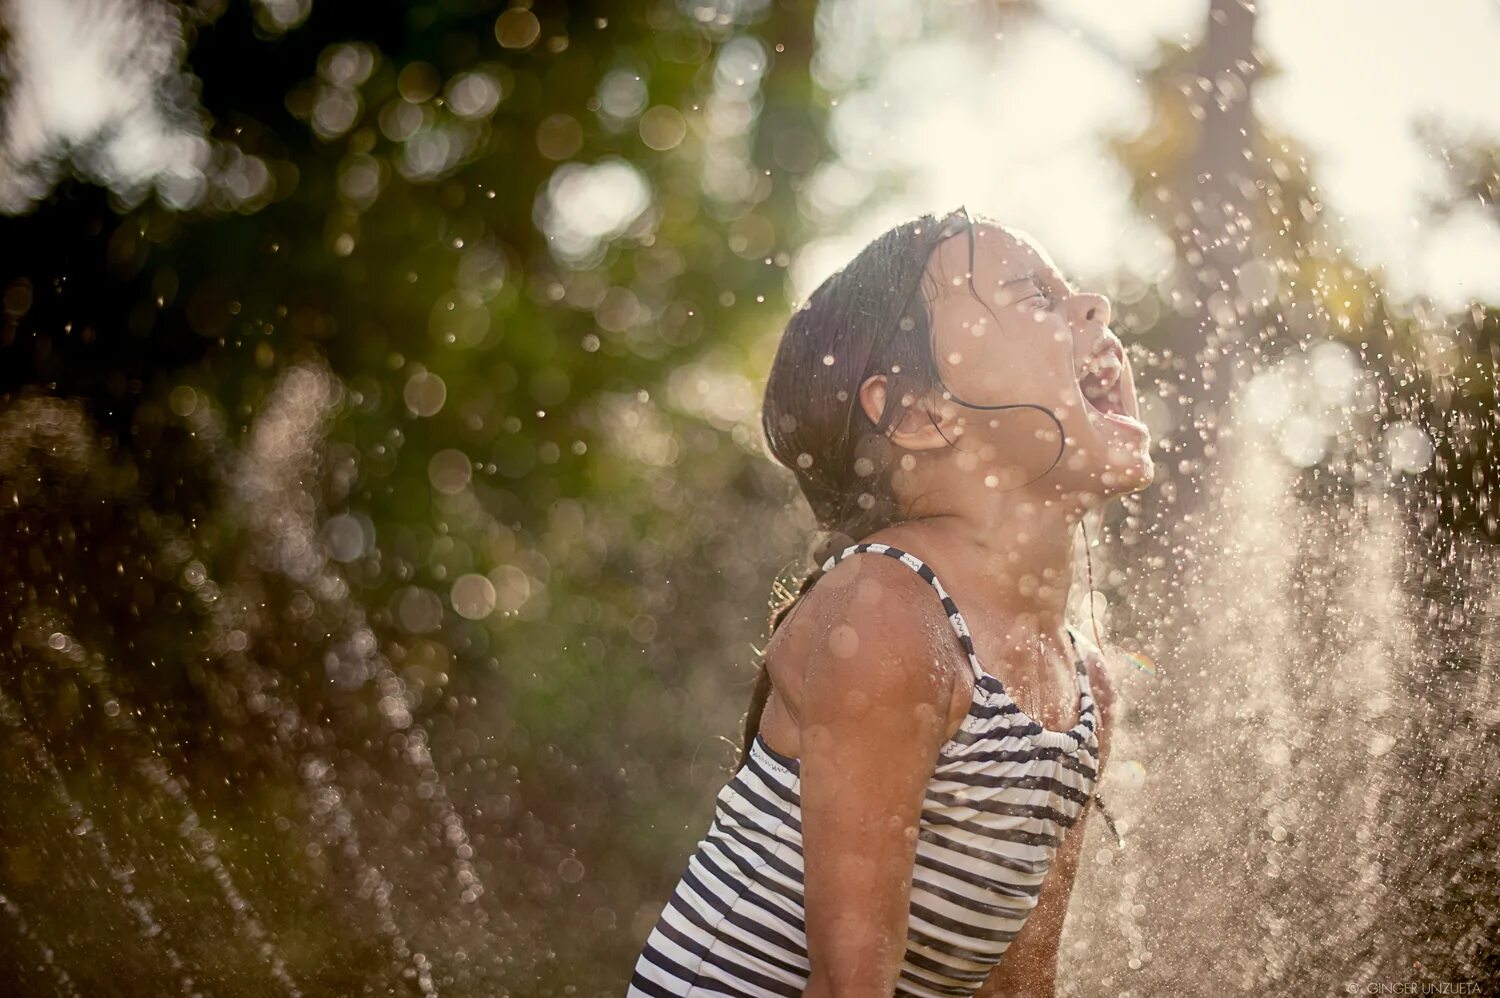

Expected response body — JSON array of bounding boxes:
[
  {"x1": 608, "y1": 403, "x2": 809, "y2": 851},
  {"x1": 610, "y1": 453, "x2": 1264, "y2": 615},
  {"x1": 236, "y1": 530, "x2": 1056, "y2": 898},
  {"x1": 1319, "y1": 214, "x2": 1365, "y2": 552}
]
[{"x1": 1070, "y1": 291, "x2": 1111, "y2": 329}]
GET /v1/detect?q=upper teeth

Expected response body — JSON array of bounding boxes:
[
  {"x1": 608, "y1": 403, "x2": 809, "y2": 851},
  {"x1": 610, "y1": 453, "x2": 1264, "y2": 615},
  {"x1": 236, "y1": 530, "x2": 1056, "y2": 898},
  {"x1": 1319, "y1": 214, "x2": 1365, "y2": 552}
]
[{"x1": 1080, "y1": 350, "x2": 1122, "y2": 400}]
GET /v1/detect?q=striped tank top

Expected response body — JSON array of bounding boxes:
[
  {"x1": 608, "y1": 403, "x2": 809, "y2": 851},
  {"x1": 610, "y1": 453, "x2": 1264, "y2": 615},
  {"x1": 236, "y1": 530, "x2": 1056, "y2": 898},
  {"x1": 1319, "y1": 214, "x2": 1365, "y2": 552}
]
[{"x1": 628, "y1": 542, "x2": 1102, "y2": 997}]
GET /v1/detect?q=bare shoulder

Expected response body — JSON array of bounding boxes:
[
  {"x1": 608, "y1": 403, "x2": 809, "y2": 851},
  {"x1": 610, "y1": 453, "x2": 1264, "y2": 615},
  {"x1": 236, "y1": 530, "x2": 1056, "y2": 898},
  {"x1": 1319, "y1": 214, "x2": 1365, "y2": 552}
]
[{"x1": 765, "y1": 552, "x2": 965, "y2": 725}]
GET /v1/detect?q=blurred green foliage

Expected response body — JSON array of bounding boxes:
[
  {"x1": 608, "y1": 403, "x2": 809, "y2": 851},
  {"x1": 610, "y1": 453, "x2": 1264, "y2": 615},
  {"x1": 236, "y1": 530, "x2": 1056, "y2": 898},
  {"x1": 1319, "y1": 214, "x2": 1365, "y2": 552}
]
[{"x1": 0, "y1": 0, "x2": 829, "y2": 993}]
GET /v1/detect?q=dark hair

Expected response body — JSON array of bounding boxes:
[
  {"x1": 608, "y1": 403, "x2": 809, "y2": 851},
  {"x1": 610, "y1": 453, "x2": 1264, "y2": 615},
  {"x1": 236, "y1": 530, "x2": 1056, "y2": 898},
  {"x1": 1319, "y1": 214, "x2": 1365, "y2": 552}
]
[{"x1": 739, "y1": 208, "x2": 1068, "y2": 771}]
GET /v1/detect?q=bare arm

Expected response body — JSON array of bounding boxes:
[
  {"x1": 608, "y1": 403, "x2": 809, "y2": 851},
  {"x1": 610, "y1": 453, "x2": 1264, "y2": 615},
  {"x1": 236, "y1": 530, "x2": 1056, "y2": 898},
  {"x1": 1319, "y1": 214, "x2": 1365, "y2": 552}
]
[{"x1": 796, "y1": 561, "x2": 958, "y2": 998}]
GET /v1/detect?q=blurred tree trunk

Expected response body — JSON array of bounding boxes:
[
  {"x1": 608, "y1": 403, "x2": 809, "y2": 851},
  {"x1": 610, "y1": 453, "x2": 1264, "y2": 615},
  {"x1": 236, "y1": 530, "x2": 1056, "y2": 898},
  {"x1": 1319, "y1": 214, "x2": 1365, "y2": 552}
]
[{"x1": 1119, "y1": 0, "x2": 1261, "y2": 654}]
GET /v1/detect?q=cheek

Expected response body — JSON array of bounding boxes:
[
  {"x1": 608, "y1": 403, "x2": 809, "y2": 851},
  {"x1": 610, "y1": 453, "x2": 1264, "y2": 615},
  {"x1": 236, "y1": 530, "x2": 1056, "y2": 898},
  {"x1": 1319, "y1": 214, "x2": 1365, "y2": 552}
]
[
  {"x1": 936, "y1": 327, "x2": 1010, "y2": 397},
  {"x1": 935, "y1": 312, "x2": 1072, "y2": 402},
  {"x1": 994, "y1": 331, "x2": 1074, "y2": 401}
]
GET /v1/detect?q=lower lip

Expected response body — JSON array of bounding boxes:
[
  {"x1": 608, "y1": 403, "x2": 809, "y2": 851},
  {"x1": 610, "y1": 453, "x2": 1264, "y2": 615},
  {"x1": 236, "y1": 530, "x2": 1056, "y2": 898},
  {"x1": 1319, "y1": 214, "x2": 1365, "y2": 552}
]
[{"x1": 1082, "y1": 390, "x2": 1149, "y2": 434}]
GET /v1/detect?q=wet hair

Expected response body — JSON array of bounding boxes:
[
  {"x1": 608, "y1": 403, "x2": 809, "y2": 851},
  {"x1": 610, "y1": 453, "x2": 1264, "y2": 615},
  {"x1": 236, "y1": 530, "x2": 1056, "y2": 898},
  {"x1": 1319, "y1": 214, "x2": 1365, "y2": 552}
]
[{"x1": 739, "y1": 207, "x2": 1069, "y2": 771}]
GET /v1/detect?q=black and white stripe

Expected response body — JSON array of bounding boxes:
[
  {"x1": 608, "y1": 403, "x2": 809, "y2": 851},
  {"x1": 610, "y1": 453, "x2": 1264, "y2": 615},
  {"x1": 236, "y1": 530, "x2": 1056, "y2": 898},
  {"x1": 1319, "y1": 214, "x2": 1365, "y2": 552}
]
[{"x1": 629, "y1": 543, "x2": 1100, "y2": 997}]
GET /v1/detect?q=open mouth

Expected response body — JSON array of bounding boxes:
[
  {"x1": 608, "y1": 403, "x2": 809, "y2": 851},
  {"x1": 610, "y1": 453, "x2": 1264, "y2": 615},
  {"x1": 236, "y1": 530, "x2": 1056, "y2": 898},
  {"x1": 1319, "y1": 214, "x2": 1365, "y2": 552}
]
[{"x1": 1077, "y1": 343, "x2": 1144, "y2": 428}]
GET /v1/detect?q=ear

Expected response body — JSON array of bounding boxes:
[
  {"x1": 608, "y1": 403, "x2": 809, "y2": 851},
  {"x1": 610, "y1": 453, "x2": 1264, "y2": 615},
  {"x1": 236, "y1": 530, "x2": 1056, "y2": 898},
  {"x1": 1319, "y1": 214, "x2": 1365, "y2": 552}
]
[{"x1": 857, "y1": 375, "x2": 954, "y2": 452}]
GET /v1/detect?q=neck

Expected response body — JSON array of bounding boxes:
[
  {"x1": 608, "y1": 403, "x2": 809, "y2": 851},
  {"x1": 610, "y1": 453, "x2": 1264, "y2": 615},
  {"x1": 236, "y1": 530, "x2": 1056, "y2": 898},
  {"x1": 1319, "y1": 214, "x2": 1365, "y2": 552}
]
[{"x1": 899, "y1": 486, "x2": 1089, "y2": 658}]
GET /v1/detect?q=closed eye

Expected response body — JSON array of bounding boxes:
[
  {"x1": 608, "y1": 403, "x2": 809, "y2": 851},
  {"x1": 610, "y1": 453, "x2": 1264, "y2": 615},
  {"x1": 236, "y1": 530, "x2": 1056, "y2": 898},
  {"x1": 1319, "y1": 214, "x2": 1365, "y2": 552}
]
[
  {"x1": 1002, "y1": 272, "x2": 1057, "y2": 310},
  {"x1": 1026, "y1": 287, "x2": 1055, "y2": 310}
]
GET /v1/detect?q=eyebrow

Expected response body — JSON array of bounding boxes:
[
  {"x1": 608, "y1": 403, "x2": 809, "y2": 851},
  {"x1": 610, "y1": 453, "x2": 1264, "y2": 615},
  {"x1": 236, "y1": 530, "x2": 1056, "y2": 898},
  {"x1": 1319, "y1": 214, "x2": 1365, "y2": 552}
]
[
  {"x1": 944, "y1": 272, "x2": 1033, "y2": 291},
  {"x1": 930, "y1": 268, "x2": 1061, "y2": 304},
  {"x1": 1039, "y1": 266, "x2": 1079, "y2": 293},
  {"x1": 1028, "y1": 269, "x2": 1080, "y2": 295}
]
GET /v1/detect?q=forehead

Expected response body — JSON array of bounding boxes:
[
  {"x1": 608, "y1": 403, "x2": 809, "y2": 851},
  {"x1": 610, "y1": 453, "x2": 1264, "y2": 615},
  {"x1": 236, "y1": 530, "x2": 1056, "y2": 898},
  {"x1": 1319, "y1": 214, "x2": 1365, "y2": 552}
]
[{"x1": 924, "y1": 221, "x2": 1060, "y2": 299}]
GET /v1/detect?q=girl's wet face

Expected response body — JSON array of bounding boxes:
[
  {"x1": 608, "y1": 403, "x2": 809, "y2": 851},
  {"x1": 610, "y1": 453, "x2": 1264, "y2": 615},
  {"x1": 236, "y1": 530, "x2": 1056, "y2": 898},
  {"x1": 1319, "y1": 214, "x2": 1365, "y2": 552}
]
[{"x1": 917, "y1": 221, "x2": 1153, "y2": 497}]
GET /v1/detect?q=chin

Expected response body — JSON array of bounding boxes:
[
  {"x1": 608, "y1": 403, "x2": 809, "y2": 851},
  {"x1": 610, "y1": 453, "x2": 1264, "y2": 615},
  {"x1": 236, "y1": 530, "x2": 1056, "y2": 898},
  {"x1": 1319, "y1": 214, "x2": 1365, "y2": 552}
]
[
  {"x1": 1070, "y1": 430, "x2": 1154, "y2": 500},
  {"x1": 1098, "y1": 449, "x2": 1154, "y2": 497}
]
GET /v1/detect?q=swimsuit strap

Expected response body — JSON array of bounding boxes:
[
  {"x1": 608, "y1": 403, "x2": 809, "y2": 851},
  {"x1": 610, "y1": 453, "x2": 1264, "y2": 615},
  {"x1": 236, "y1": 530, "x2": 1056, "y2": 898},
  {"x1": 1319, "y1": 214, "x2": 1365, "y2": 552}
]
[
  {"x1": 821, "y1": 542, "x2": 987, "y2": 683},
  {"x1": 819, "y1": 541, "x2": 1123, "y2": 846},
  {"x1": 821, "y1": 541, "x2": 1094, "y2": 711}
]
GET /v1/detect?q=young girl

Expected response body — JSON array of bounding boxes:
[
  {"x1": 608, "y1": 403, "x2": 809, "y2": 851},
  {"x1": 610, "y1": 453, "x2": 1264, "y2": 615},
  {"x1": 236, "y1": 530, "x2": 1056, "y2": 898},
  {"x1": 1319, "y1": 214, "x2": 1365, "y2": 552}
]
[{"x1": 629, "y1": 207, "x2": 1154, "y2": 997}]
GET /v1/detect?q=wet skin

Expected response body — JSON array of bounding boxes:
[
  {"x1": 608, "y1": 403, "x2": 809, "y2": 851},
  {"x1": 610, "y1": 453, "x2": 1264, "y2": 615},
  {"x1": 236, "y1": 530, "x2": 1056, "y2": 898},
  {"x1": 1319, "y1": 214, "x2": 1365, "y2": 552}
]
[{"x1": 757, "y1": 222, "x2": 1152, "y2": 996}]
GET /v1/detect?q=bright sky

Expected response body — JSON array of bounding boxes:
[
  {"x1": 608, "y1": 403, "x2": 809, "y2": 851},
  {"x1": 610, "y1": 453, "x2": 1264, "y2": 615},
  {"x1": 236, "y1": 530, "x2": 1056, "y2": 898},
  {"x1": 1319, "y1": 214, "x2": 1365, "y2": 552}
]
[{"x1": 796, "y1": 0, "x2": 1500, "y2": 312}]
